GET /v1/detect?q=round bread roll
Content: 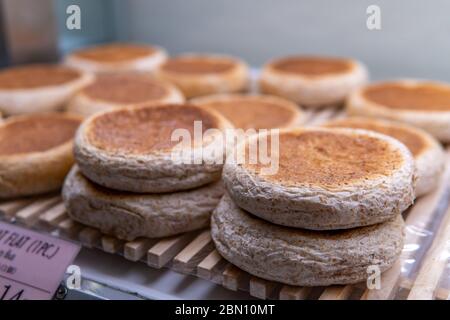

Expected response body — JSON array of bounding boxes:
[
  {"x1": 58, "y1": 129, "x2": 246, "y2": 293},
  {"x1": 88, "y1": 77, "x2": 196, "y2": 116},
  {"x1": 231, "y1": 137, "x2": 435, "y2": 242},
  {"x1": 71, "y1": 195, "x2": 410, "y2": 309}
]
[
  {"x1": 65, "y1": 43, "x2": 167, "y2": 74},
  {"x1": 211, "y1": 193, "x2": 405, "y2": 286},
  {"x1": 191, "y1": 94, "x2": 304, "y2": 130},
  {"x1": 74, "y1": 103, "x2": 233, "y2": 193},
  {"x1": 155, "y1": 54, "x2": 249, "y2": 98},
  {"x1": 347, "y1": 80, "x2": 450, "y2": 142},
  {"x1": 63, "y1": 166, "x2": 224, "y2": 241},
  {"x1": 67, "y1": 73, "x2": 184, "y2": 116},
  {"x1": 223, "y1": 127, "x2": 415, "y2": 230},
  {"x1": 259, "y1": 56, "x2": 368, "y2": 108},
  {"x1": 0, "y1": 113, "x2": 82, "y2": 199},
  {"x1": 323, "y1": 117, "x2": 445, "y2": 197},
  {"x1": 0, "y1": 64, "x2": 93, "y2": 115}
]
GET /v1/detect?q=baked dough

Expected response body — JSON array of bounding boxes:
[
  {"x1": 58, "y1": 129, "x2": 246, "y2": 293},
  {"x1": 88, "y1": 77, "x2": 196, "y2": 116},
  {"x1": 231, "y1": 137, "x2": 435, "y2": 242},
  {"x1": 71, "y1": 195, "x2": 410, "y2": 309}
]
[
  {"x1": 155, "y1": 54, "x2": 249, "y2": 98},
  {"x1": 65, "y1": 43, "x2": 167, "y2": 73},
  {"x1": 211, "y1": 193, "x2": 404, "y2": 286},
  {"x1": 67, "y1": 73, "x2": 184, "y2": 116},
  {"x1": 74, "y1": 103, "x2": 233, "y2": 193},
  {"x1": 0, "y1": 64, "x2": 93, "y2": 115},
  {"x1": 259, "y1": 56, "x2": 368, "y2": 108},
  {"x1": 223, "y1": 127, "x2": 415, "y2": 229},
  {"x1": 0, "y1": 113, "x2": 82, "y2": 199},
  {"x1": 347, "y1": 80, "x2": 450, "y2": 142},
  {"x1": 323, "y1": 117, "x2": 445, "y2": 197},
  {"x1": 191, "y1": 94, "x2": 304, "y2": 130},
  {"x1": 63, "y1": 166, "x2": 224, "y2": 241}
]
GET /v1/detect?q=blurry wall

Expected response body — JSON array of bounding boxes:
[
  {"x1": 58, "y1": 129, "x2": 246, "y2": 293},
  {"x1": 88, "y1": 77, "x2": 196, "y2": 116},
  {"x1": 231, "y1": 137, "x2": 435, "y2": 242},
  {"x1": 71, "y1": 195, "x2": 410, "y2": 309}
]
[{"x1": 110, "y1": 0, "x2": 450, "y2": 81}]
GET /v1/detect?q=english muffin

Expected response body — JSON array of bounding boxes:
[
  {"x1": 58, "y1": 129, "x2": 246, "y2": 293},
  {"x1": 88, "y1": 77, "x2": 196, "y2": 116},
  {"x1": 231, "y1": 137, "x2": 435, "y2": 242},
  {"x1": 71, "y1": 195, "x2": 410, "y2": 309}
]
[
  {"x1": 0, "y1": 64, "x2": 93, "y2": 115},
  {"x1": 259, "y1": 56, "x2": 368, "y2": 108},
  {"x1": 63, "y1": 166, "x2": 224, "y2": 241},
  {"x1": 191, "y1": 94, "x2": 303, "y2": 130},
  {"x1": 0, "y1": 113, "x2": 82, "y2": 199},
  {"x1": 323, "y1": 117, "x2": 445, "y2": 197},
  {"x1": 155, "y1": 54, "x2": 249, "y2": 98},
  {"x1": 67, "y1": 73, "x2": 184, "y2": 116},
  {"x1": 74, "y1": 104, "x2": 233, "y2": 193},
  {"x1": 347, "y1": 80, "x2": 450, "y2": 142},
  {"x1": 65, "y1": 43, "x2": 167, "y2": 73},
  {"x1": 211, "y1": 193, "x2": 405, "y2": 286},
  {"x1": 223, "y1": 127, "x2": 415, "y2": 230}
]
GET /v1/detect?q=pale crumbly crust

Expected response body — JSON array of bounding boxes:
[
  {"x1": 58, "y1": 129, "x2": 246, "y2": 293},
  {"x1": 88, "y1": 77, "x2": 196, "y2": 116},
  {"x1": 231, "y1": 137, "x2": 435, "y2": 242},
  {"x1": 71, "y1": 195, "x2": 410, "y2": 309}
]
[
  {"x1": 347, "y1": 79, "x2": 450, "y2": 143},
  {"x1": 259, "y1": 58, "x2": 368, "y2": 108},
  {"x1": 155, "y1": 54, "x2": 250, "y2": 99},
  {"x1": 63, "y1": 166, "x2": 224, "y2": 241},
  {"x1": 223, "y1": 127, "x2": 415, "y2": 230},
  {"x1": 211, "y1": 193, "x2": 404, "y2": 286}
]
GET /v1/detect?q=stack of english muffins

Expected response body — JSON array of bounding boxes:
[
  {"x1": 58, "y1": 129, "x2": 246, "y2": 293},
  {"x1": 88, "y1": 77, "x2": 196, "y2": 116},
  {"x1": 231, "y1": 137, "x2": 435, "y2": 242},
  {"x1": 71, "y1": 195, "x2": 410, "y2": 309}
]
[
  {"x1": 212, "y1": 127, "x2": 416, "y2": 286},
  {"x1": 62, "y1": 103, "x2": 234, "y2": 241},
  {"x1": 3, "y1": 39, "x2": 449, "y2": 291}
]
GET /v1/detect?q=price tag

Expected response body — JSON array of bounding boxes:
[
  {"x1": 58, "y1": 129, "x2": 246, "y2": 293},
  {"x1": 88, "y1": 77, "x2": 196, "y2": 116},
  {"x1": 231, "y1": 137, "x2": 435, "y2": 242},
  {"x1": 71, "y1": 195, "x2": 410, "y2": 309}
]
[{"x1": 0, "y1": 221, "x2": 81, "y2": 300}]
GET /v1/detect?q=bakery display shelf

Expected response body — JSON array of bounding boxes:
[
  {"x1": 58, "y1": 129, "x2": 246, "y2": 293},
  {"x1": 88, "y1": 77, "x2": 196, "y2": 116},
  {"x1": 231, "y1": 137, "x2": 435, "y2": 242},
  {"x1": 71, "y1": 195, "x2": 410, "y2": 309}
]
[{"x1": 1, "y1": 109, "x2": 450, "y2": 300}]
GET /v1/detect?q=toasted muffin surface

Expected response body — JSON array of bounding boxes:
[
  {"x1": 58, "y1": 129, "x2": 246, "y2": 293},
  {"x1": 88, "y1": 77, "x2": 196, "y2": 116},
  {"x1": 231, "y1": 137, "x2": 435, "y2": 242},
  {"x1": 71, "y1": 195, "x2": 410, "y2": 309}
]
[
  {"x1": 244, "y1": 129, "x2": 405, "y2": 189},
  {"x1": 193, "y1": 95, "x2": 301, "y2": 130},
  {"x1": 0, "y1": 65, "x2": 81, "y2": 89},
  {"x1": 161, "y1": 56, "x2": 235, "y2": 74},
  {"x1": 323, "y1": 117, "x2": 428, "y2": 157},
  {"x1": 86, "y1": 104, "x2": 219, "y2": 154},
  {"x1": 71, "y1": 43, "x2": 156, "y2": 63},
  {"x1": 269, "y1": 56, "x2": 353, "y2": 76},
  {"x1": 0, "y1": 114, "x2": 81, "y2": 156},
  {"x1": 363, "y1": 82, "x2": 450, "y2": 111},
  {"x1": 82, "y1": 73, "x2": 170, "y2": 104}
]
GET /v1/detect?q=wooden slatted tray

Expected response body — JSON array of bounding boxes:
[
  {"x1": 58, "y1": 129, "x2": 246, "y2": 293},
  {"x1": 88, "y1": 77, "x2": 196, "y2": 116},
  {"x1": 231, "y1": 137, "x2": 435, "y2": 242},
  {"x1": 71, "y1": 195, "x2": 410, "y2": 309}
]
[{"x1": 1, "y1": 109, "x2": 449, "y2": 300}]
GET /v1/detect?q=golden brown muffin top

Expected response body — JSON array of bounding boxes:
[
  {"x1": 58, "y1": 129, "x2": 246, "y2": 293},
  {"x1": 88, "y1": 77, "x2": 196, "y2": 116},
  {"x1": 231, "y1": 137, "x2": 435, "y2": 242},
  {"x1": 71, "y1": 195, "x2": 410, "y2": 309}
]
[
  {"x1": 195, "y1": 96, "x2": 299, "y2": 130},
  {"x1": 244, "y1": 129, "x2": 405, "y2": 189},
  {"x1": 72, "y1": 43, "x2": 156, "y2": 63},
  {"x1": 323, "y1": 117, "x2": 428, "y2": 157},
  {"x1": 83, "y1": 73, "x2": 169, "y2": 104},
  {"x1": 270, "y1": 56, "x2": 353, "y2": 76},
  {"x1": 0, "y1": 65, "x2": 81, "y2": 89},
  {"x1": 87, "y1": 104, "x2": 221, "y2": 154},
  {"x1": 161, "y1": 55, "x2": 236, "y2": 74},
  {"x1": 0, "y1": 113, "x2": 81, "y2": 155},
  {"x1": 363, "y1": 82, "x2": 450, "y2": 111}
]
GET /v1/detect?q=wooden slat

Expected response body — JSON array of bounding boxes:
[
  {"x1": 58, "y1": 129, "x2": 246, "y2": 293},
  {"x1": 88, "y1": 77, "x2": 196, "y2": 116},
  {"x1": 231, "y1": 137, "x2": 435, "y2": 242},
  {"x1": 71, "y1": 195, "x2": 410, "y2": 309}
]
[
  {"x1": 58, "y1": 219, "x2": 83, "y2": 238},
  {"x1": 408, "y1": 204, "x2": 450, "y2": 300},
  {"x1": 279, "y1": 286, "x2": 312, "y2": 300},
  {"x1": 249, "y1": 277, "x2": 278, "y2": 299},
  {"x1": 147, "y1": 233, "x2": 193, "y2": 268},
  {"x1": 15, "y1": 196, "x2": 60, "y2": 226},
  {"x1": 0, "y1": 198, "x2": 32, "y2": 219},
  {"x1": 222, "y1": 264, "x2": 247, "y2": 291},
  {"x1": 319, "y1": 285, "x2": 354, "y2": 300},
  {"x1": 124, "y1": 238, "x2": 153, "y2": 262},
  {"x1": 197, "y1": 250, "x2": 224, "y2": 280},
  {"x1": 172, "y1": 230, "x2": 213, "y2": 274},
  {"x1": 38, "y1": 202, "x2": 67, "y2": 228},
  {"x1": 78, "y1": 227, "x2": 102, "y2": 248},
  {"x1": 101, "y1": 235, "x2": 124, "y2": 254}
]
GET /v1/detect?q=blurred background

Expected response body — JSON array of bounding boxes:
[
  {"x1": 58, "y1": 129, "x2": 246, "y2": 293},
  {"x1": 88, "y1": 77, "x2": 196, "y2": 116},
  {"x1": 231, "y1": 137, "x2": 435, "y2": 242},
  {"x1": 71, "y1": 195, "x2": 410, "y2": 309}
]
[{"x1": 1, "y1": 0, "x2": 449, "y2": 80}]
